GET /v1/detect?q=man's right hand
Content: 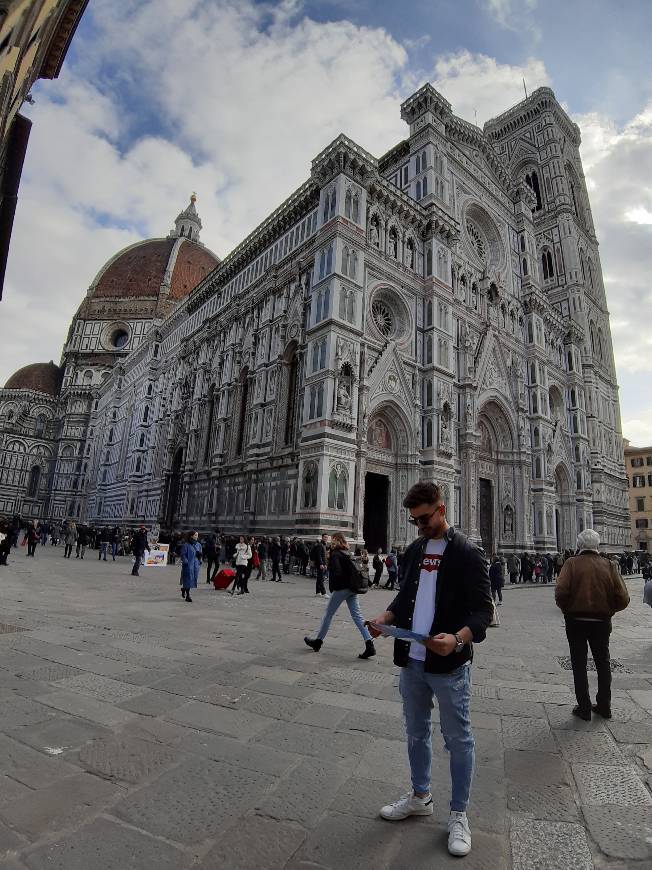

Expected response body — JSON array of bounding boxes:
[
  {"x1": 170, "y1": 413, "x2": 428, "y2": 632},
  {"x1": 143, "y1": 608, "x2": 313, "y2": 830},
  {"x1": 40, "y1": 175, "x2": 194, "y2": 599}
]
[{"x1": 365, "y1": 610, "x2": 394, "y2": 638}]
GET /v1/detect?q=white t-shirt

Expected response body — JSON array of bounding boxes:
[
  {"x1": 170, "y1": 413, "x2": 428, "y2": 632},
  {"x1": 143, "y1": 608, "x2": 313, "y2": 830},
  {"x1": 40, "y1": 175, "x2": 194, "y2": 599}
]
[{"x1": 409, "y1": 537, "x2": 448, "y2": 662}]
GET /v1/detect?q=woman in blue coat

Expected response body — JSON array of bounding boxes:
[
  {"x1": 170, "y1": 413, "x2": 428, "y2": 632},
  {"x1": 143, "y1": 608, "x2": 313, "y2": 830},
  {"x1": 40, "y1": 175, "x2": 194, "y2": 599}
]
[{"x1": 180, "y1": 531, "x2": 201, "y2": 602}]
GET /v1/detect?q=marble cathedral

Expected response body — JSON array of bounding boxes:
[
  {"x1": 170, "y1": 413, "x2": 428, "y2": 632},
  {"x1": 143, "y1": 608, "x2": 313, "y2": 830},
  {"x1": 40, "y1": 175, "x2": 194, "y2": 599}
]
[{"x1": 0, "y1": 85, "x2": 630, "y2": 553}]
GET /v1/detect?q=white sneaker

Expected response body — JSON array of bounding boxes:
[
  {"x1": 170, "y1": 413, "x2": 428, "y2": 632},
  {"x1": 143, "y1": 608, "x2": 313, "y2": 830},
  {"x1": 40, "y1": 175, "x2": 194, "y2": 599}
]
[
  {"x1": 322, "y1": 593, "x2": 330, "y2": 599},
  {"x1": 380, "y1": 791, "x2": 433, "y2": 821},
  {"x1": 448, "y1": 811, "x2": 472, "y2": 856}
]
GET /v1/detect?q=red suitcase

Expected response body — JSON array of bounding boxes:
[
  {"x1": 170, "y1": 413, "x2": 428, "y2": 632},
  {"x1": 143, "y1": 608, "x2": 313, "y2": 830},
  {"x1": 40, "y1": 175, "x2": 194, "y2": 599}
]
[{"x1": 213, "y1": 568, "x2": 235, "y2": 590}]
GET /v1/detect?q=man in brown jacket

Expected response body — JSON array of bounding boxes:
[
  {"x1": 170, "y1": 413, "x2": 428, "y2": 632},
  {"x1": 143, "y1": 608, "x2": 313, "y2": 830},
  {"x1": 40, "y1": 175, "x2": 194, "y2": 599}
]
[{"x1": 555, "y1": 529, "x2": 630, "y2": 720}]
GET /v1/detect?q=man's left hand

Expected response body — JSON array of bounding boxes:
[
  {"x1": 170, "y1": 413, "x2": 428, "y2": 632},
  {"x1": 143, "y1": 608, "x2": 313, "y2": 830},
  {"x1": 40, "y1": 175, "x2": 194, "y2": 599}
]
[{"x1": 423, "y1": 633, "x2": 457, "y2": 656}]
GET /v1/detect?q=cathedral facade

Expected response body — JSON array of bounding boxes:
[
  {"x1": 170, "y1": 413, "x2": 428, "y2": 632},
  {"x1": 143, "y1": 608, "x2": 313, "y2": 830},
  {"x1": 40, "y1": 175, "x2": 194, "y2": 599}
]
[{"x1": 0, "y1": 85, "x2": 630, "y2": 553}]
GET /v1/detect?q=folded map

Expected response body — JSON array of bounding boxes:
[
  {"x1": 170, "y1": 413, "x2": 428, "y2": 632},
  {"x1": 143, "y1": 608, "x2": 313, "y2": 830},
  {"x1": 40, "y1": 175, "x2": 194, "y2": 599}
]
[{"x1": 368, "y1": 623, "x2": 428, "y2": 643}]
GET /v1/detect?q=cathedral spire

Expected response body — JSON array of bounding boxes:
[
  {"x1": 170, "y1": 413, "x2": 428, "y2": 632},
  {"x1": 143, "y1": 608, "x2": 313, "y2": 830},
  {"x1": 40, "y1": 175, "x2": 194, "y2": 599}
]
[{"x1": 170, "y1": 192, "x2": 202, "y2": 242}]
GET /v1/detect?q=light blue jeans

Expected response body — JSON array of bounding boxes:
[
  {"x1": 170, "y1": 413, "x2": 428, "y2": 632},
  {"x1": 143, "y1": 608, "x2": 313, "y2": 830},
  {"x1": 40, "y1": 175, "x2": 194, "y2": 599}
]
[
  {"x1": 400, "y1": 658, "x2": 475, "y2": 812},
  {"x1": 316, "y1": 589, "x2": 372, "y2": 642}
]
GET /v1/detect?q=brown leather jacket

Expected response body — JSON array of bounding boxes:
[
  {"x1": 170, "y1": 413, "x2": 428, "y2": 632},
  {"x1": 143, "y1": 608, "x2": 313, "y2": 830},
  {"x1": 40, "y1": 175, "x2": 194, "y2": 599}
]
[{"x1": 555, "y1": 552, "x2": 630, "y2": 619}]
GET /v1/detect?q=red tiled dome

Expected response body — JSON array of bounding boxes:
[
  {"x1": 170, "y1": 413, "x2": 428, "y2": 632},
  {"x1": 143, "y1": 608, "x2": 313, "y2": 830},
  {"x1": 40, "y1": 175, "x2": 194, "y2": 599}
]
[
  {"x1": 90, "y1": 238, "x2": 219, "y2": 301},
  {"x1": 4, "y1": 361, "x2": 62, "y2": 396}
]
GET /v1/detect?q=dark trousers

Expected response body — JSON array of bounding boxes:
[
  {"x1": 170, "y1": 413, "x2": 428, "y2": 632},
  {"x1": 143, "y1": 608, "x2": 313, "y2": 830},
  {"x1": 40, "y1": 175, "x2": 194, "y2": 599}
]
[
  {"x1": 235, "y1": 565, "x2": 248, "y2": 592},
  {"x1": 315, "y1": 566, "x2": 326, "y2": 595},
  {"x1": 64, "y1": 544, "x2": 73, "y2": 558},
  {"x1": 271, "y1": 560, "x2": 282, "y2": 582},
  {"x1": 509, "y1": 572, "x2": 518, "y2": 584},
  {"x1": 206, "y1": 557, "x2": 216, "y2": 583},
  {"x1": 564, "y1": 617, "x2": 612, "y2": 713},
  {"x1": 386, "y1": 571, "x2": 397, "y2": 590},
  {"x1": 132, "y1": 552, "x2": 143, "y2": 575},
  {"x1": 491, "y1": 583, "x2": 503, "y2": 603},
  {"x1": 27, "y1": 541, "x2": 37, "y2": 557},
  {"x1": 373, "y1": 566, "x2": 383, "y2": 587}
]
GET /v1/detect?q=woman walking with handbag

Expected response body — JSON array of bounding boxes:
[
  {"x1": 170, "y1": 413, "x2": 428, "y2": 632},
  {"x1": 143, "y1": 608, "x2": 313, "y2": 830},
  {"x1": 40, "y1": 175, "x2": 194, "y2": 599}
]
[
  {"x1": 304, "y1": 532, "x2": 375, "y2": 660},
  {"x1": 232, "y1": 535, "x2": 252, "y2": 595}
]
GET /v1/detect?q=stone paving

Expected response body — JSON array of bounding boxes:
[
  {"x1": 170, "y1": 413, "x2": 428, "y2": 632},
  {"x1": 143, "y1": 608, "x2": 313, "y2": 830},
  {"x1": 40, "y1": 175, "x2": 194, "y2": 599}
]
[{"x1": 0, "y1": 548, "x2": 651, "y2": 869}]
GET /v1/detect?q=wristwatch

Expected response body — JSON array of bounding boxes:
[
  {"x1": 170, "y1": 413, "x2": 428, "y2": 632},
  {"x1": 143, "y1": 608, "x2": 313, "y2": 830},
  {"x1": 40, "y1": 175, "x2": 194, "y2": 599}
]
[{"x1": 454, "y1": 633, "x2": 465, "y2": 654}]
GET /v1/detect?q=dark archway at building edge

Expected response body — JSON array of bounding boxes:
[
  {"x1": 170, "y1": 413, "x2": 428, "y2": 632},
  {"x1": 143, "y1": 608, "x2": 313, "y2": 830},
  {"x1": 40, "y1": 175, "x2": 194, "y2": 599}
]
[
  {"x1": 165, "y1": 447, "x2": 184, "y2": 528},
  {"x1": 363, "y1": 472, "x2": 389, "y2": 552}
]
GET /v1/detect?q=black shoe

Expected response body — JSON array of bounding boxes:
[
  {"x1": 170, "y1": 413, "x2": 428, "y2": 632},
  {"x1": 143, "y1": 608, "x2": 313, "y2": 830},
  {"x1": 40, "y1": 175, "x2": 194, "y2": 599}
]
[
  {"x1": 358, "y1": 640, "x2": 376, "y2": 660},
  {"x1": 572, "y1": 705, "x2": 591, "y2": 721},
  {"x1": 591, "y1": 704, "x2": 612, "y2": 719},
  {"x1": 186, "y1": 595, "x2": 193, "y2": 602},
  {"x1": 304, "y1": 636, "x2": 323, "y2": 652}
]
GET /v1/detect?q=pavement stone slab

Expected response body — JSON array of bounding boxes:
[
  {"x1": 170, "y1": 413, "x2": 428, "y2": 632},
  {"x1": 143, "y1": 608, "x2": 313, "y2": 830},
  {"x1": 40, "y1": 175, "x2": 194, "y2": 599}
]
[
  {"x1": 308, "y1": 689, "x2": 403, "y2": 717},
  {"x1": 256, "y1": 757, "x2": 350, "y2": 828},
  {"x1": 544, "y1": 703, "x2": 609, "y2": 731},
  {"x1": 77, "y1": 733, "x2": 178, "y2": 784},
  {"x1": 116, "y1": 689, "x2": 186, "y2": 717},
  {"x1": 353, "y1": 738, "x2": 410, "y2": 784},
  {"x1": 15, "y1": 664, "x2": 84, "y2": 683},
  {"x1": 553, "y1": 729, "x2": 623, "y2": 764},
  {"x1": 185, "y1": 731, "x2": 299, "y2": 777},
  {"x1": 471, "y1": 697, "x2": 546, "y2": 719},
  {"x1": 573, "y1": 763, "x2": 652, "y2": 807},
  {"x1": 34, "y1": 691, "x2": 137, "y2": 728},
  {"x1": 166, "y1": 699, "x2": 272, "y2": 739},
  {"x1": 608, "y1": 720, "x2": 652, "y2": 744},
  {"x1": 394, "y1": 825, "x2": 510, "y2": 870},
  {"x1": 501, "y1": 717, "x2": 556, "y2": 752},
  {"x1": 197, "y1": 814, "x2": 306, "y2": 869},
  {"x1": 582, "y1": 805, "x2": 652, "y2": 860},
  {"x1": 292, "y1": 703, "x2": 349, "y2": 729},
  {"x1": 337, "y1": 710, "x2": 407, "y2": 741},
  {"x1": 0, "y1": 775, "x2": 32, "y2": 808},
  {"x1": 51, "y1": 673, "x2": 145, "y2": 705},
  {"x1": 5, "y1": 716, "x2": 111, "y2": 756},
  {"x1": 0, "y1": 773, "x2": 122, "y2": 840},
  {"x1": 629, "y1": 690, "x2": 652, "y2": 713},
  {"x1": 290, "y1": 811, "x2": 400, "y2": 868},
  {"x1": 254, "y1": 721, "x2": 369, "y2": 761},
  {"x1": 507, "y1": 783, "x2": 580, "y2": 821},
  {"x1": 504, "y1": 749, "x2": 572, "y2": 788},
  {"x1": 242, "y1": 678, "x2": 316, "y2": 700},
  {"x1": 19, "y1": 816, "x2": 189, "y2": 870},
  {"x1": 113, "y1": 756, "x2": 276, "y2": 845},
  {"x1": 0, "y1": 696, "x2": 59, "y2": 729},
  {"x1": 510, "y1": 817, "x2": 593, "y2": 870},
  {"x1": 0, "y1": 734, "x2": 79, "y2": 789}
]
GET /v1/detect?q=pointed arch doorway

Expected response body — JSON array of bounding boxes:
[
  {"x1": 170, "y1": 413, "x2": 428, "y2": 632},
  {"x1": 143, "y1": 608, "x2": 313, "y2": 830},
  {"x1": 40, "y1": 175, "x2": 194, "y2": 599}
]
[
  {"x1": 477, "y1": 399, "x2": 517, "y2": 554},
  {"x1": 164, "y1": 447, "x2": 184, "y2": 527}
]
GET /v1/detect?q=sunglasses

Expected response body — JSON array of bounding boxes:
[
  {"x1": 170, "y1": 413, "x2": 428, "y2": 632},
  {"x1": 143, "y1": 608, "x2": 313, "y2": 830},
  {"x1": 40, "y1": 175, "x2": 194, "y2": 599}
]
[{"x1": 408, "y1": 505, "x2": 443, "y2": 526}]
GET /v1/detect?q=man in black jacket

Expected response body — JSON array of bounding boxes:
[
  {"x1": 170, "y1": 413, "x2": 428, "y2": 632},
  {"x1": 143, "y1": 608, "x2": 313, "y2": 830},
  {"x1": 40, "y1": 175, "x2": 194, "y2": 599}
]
[{"x1": 368, "y1": 481, "x2": 492, "y2": 858}]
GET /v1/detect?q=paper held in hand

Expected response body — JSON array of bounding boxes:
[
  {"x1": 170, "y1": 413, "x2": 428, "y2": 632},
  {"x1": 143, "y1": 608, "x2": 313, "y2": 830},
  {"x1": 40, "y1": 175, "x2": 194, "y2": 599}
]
[{"x1": 369, "y1": 623, "x2": 428, "y2": 644}]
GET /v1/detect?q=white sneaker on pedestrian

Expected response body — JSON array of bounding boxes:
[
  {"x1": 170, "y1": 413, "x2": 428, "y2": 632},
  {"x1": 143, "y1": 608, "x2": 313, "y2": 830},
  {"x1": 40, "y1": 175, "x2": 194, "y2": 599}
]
[
  {"x1": 380, "y1": 791, "x2": 433, "y2": 821},
  {"x1": 322, "y1": 593, "x2": 330, "y2": 599},
  {"x1": 447, "y1": 811, "x2": 471, "y2": 856}
]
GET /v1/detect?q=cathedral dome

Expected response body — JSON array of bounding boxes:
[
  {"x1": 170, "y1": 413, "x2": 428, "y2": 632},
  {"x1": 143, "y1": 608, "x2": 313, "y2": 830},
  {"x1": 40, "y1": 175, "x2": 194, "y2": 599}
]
[
  {"x1": 87, "y1": 196, "x2": 219, "y2": 303},
  {"x1": 4, "y1": 361, "x2": 62, "y2": 396}
]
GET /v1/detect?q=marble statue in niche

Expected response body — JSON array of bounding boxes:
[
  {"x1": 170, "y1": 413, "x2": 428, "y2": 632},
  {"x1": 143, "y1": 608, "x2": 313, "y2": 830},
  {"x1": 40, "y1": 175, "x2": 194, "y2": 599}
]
[{"x1": 337, "y1": 381, "x2": 352, "y2": 413}]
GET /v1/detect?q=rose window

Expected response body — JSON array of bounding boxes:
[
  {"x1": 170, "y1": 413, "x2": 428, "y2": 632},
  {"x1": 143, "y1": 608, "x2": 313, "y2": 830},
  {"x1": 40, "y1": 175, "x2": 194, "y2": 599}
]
[
  {"x1": 371, "y1": 299, "x2": 394, "y2": 337},
  {"x1": 466, "y1": 220, "x2": 486, "y2": 261}
]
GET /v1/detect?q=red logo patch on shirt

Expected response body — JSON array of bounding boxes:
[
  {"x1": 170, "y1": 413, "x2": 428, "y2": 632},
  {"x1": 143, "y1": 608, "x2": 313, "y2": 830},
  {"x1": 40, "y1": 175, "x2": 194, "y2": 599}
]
[{"x1": 421, "y1": 554, "x2": 442, "y2": 573}]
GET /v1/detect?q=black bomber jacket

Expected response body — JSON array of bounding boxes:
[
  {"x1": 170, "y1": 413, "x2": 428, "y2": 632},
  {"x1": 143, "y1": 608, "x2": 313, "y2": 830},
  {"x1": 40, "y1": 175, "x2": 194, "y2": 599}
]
[{"x1": 387, "y1": 526, "x2": 493, "y2": 674}]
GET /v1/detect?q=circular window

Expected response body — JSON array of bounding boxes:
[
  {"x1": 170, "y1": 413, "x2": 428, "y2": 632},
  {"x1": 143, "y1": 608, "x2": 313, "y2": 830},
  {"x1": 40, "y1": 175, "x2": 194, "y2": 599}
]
[
  {"x1": 111, "y1": 329, "x2": 129, "y2": 349},
  {"x1": 371, "y1": 299, "x2": 395, "y2": 337},
  {"x1": 466, "y1": 220, "x2": 486, "y2": 261}
]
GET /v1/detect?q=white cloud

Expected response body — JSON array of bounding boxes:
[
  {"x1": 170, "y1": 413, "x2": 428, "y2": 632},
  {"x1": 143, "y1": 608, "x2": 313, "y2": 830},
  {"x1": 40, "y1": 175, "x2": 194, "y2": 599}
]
[
  {"x1": 432, "y1": 51, "x2": 549, "y2": 125},
  {"x1": 481, "y1": 0, "x2": 538, "y2": 33},
  {"x1": 622, "y1": 410, "x2": 652, "y2": 448}
]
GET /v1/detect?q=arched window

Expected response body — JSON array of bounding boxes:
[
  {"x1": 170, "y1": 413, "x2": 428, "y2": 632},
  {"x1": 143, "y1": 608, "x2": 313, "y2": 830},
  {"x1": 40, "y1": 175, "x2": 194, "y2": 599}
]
[
  {"x1": 322, "y1": 192, "x2": 330, "y2": 223},
  {"x1": 525, "y1": 170, "x2": 542, "y2": 210},
  {"x1": 342, "y1": 247, "x2": 349, "y2": 276},
  {"x1": 416, "y1": 181, "x2": 421, "y2": 200},
  {"x1": 319, "y1": 250, "x2": 327, "y2": 279},
  {"x1": 325, "y1": 244, "x2": 333, "y2": 275},
  {"x1": 27, "y1": 465, "x2": 40, "y2": 498},
  {"x1": 522, "y1": 258, "x2": 528, "y2": 276},
  {"x1": 329, "y1": 189, "x2": 336, "y2": 219},
  {"x1": 303, "y1": 462, "x2": 318, "y2": 508},
  {"x1": 142, "y1": 407, "x2": 149, "y2": 423},
  {"x1": 415, "y1": 154, "x2": 421, "y2": 174},
  {"x1": 323, "y1": 285, "x2": 330, "y2": 319},
  {"x1": 425, "y1": 300, "x2": 433, "y2": 326},
  {"x1": 597, "y1": 328, "x2": 605, "y2": 361},
  {"x1": 533, "y1": 427, "x2": 540, "y2": 447},
  {"x1": 425, "y1": 379, "x2": 433, "y2": 407},
  {"x1": 424, "y1": 418, "x2": 433, "y2": 447},
  {"x1": 34, "y1": 415, "x2": 46, "y2": 438},
  {"x1": 352, "y1": 194, "x2": 359, "y2": 223},
  {"x1": 438, "y1": 339, "x2": 448, "y2": 367},
  {"x1": 345, "y1": 189, "x2": 352, "y2": 219},
  {"x1": 139, "y1": 432, "x2": 146, "y2": 447},
  {"x1": 574, "y1": 443, "x2": 580, "y2": 462},
  {"x1": 426, "y1": 247, "x2": 433, "y2": 277},
  {"x1": 576, "y1": 471, "x2": 582, "y2": 491},
  {"x1": 532, "y1": 391, "x2": 539, "y2": 414},
  {"x1": 567, "y1": 350, "x2": 574, "y2": 371},
  {"x1": 135, "y1": 457, "x2": 141, "y2": 473},
  {"x1": 425, "y1": 335, "x2": 433, "y2": 365},
  {"x1": 285, "y1": 352, "x2": 299, "y2": 446},
  {"x1": 346, "y1": 291, "x2": 355, "y2": 323},
  {"x1": 236, "y1": 373, "x2": 249, "y2": 455},
  {"x1": 541, "y1": 249, "x2": 554, "y2": 280},
  {"x1": 421, "y1": 150, "x2": 426, "y2": 168},
  {"x1": 203, "y1": 385, "x2": 216, "y2": 463},
  {"x1": 535, "y1": 456, "x2": 542, "y2": 478},
  {"x1": 422, "y1": 176, "x2": 428, "y2": 197},
  {"x1": 530, "y1": 362, "x2": 537, "y2": 384},
  {"x1": 570, "y1": 388, "x2": 577, "y2": 407},
  {"x1": 471, "y1": 282, "x2": 478, "y2": 309},
  {"x1": 350, "y1": 251, "x2": 357, "y2": 280},
  {"x1": 328, "y1": 464, "x2": 348, "y2": 510}
]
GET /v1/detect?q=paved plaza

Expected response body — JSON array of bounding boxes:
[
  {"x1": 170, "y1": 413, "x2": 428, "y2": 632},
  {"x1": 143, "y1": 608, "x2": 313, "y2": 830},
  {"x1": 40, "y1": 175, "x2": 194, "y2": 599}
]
[{"x1": 0, "y1": 549, "x2": 651, "y2": 869}]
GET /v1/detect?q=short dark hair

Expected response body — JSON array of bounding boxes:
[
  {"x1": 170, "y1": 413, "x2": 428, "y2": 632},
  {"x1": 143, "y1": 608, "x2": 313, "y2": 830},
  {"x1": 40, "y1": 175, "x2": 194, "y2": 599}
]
[{"x1": 403, "y1": 481, "x2": 442, "y2": 509}]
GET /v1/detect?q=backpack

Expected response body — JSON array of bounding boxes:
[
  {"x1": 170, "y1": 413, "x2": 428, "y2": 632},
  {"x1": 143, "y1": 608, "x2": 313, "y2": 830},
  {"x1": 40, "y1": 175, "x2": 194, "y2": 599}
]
[{"x1": 347, "y1": 555, "x2": 369, "y2": 594}]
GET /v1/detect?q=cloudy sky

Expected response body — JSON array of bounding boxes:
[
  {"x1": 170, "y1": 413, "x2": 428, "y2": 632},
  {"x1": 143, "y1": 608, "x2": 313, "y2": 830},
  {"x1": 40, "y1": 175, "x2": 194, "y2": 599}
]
[{"x1": 2, "y1": 0, "x2": 651, "y2": 443}]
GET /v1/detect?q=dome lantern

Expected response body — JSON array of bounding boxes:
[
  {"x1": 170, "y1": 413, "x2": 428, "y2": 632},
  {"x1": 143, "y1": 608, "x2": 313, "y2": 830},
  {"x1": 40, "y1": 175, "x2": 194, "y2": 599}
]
[{"x1": 170, "y1": 192, "x2": 202, "y2": 242}]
